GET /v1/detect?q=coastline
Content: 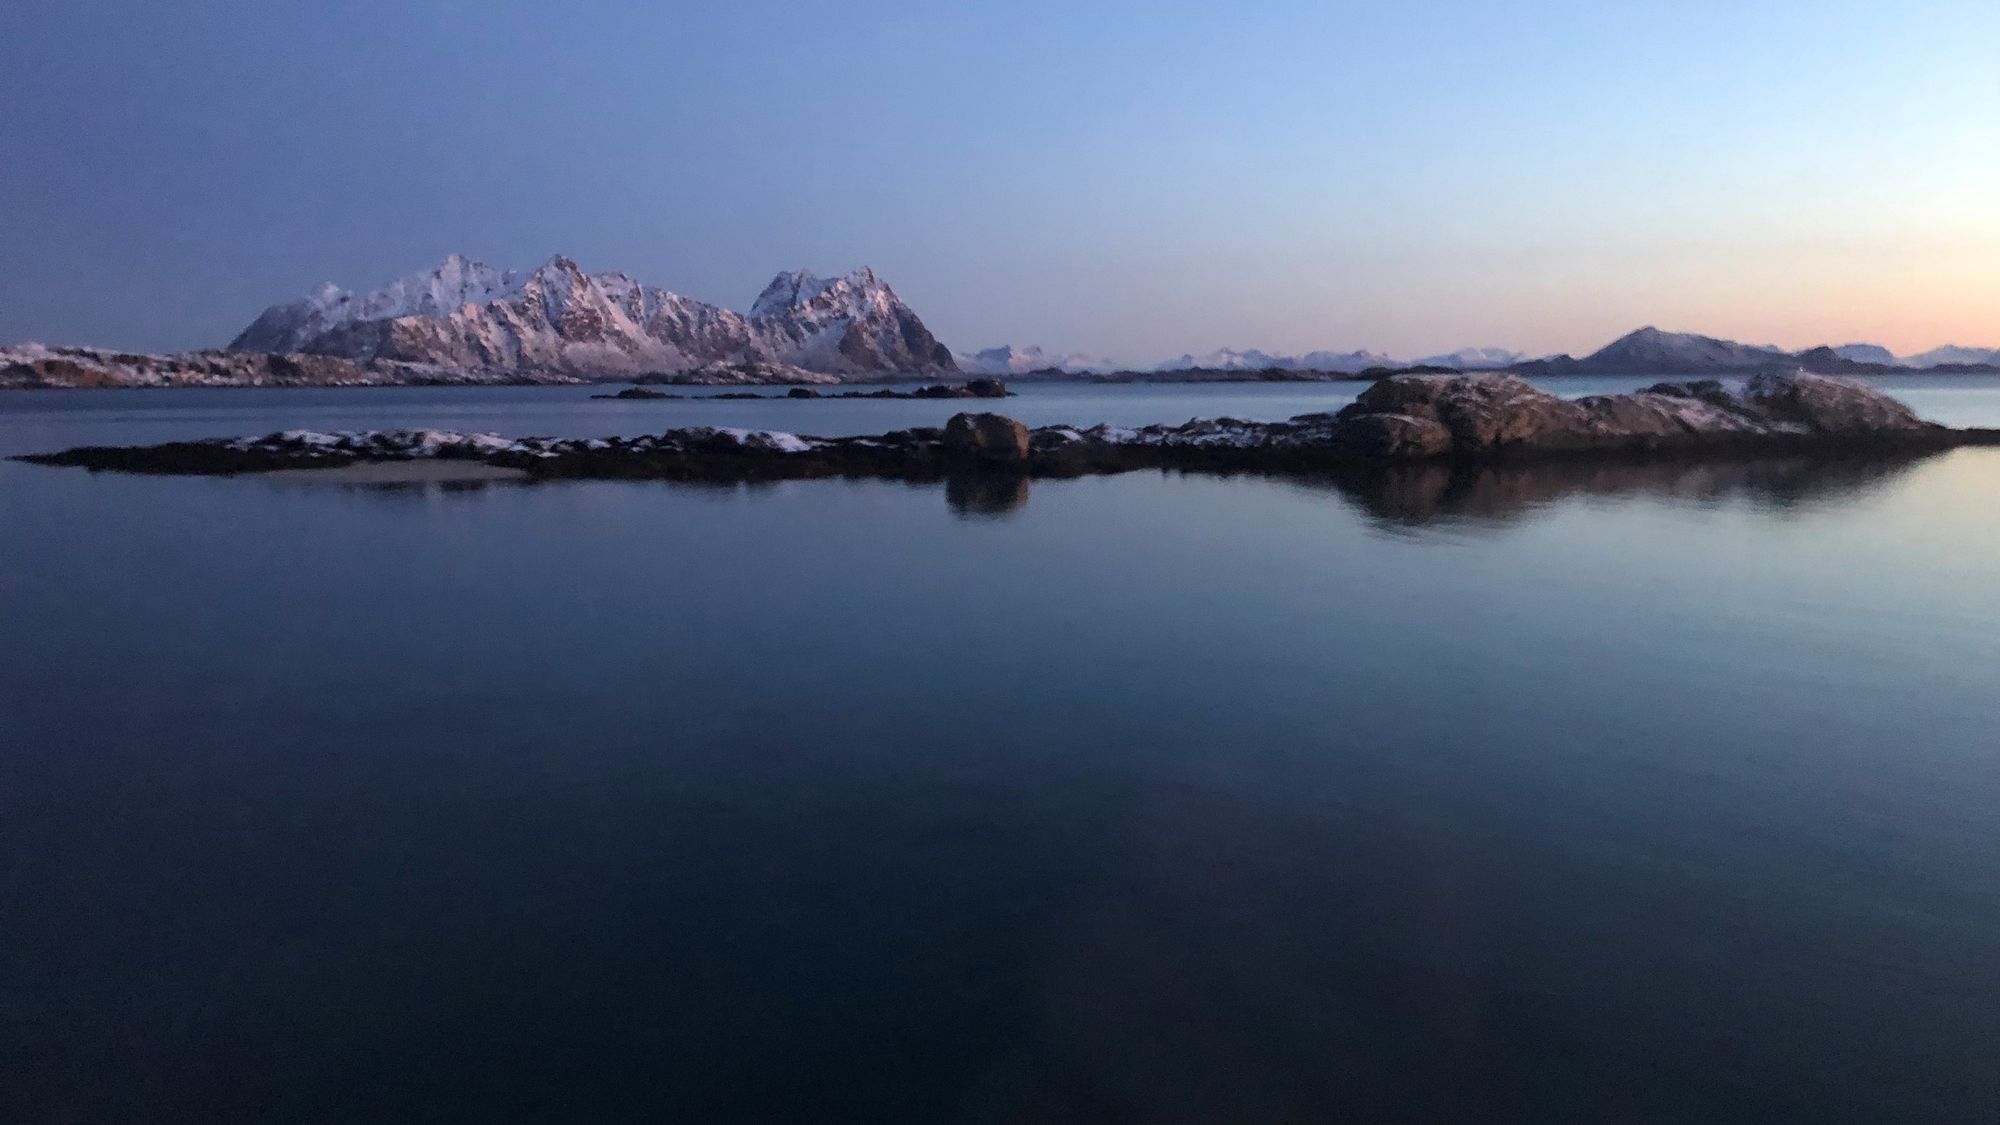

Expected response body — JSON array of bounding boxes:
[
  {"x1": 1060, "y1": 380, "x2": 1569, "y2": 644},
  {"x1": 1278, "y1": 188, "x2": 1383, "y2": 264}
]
[{"x1": 19, "y1": 372, "x2": 1999, "y2": 484}]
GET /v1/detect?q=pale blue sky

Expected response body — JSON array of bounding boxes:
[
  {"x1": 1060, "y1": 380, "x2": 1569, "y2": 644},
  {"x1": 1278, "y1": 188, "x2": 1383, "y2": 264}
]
[{"x1": 3, "y1": 1, "x2": 1995, "y2": 362}]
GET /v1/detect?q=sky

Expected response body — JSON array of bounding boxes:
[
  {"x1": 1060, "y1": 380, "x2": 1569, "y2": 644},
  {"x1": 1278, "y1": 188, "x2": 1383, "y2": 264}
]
[{"x1": 2, "y1": 0, "x2": 1996, "y2": 364}]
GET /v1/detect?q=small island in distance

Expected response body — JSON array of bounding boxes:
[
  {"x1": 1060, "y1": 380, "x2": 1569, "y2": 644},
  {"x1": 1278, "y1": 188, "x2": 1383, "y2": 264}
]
[{"x1": 3, "y1": 254, "x2": 1997, "y2": 389}]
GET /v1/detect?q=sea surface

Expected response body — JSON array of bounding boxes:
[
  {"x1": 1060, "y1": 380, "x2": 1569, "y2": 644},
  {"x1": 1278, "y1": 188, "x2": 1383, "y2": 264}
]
[{"x1": 5, "y1": 377, "x2": 2000, "y2": 1122}]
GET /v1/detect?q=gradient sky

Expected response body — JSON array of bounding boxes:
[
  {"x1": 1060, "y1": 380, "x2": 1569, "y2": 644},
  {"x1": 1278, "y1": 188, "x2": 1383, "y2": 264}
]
[{"x1": 3, "y1": 0, "x2": 1996, "y2": 363}]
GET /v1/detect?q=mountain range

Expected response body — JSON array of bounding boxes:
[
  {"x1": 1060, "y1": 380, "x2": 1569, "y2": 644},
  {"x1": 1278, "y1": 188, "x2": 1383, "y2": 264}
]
[
  {"x1": 229, "y1": 254, "x2": 955, "y2": 378},
  {"x1": 1512, "y1": 327, "x2": 2000, "y2": 377},
  {"x1": 5, "y1": 255, "x2": 1999, "y2": 388},
  {"x1": 954, "y1": 345, "x2": 1121, "y2": 376},
  {"x1": 958, "y1": 344, "x2": 1526, "y2": 377}
]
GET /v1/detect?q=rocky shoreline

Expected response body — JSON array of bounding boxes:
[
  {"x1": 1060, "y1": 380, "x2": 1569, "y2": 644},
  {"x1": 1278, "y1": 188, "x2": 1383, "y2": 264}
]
[
  {"x1": 0, "y1": 344, "x2": 580, "y2": 390},
  {"x1": 18, "y1": 373, "x2": 1999, "y2": 482}
]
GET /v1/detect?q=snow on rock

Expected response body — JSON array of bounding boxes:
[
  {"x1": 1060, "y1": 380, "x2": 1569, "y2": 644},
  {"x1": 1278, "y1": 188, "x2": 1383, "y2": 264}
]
[
  {"x1": 712, "y1": 428, "x2": 820, "y2": 454},
  {"x1": 664, "y1": 360, "x2": 842, "y2": 386}
]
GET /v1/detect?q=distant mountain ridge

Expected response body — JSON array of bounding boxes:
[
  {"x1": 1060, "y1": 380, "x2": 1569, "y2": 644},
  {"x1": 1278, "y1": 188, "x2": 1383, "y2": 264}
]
[
  {"x1": 1511, "y1": 327, "x2": 2000, "y2": 377},
  {"x1": 965, "y1": 344, "x2": 1524, "y2": 377},
  {"x1": 230, "y1": 255, "x2": 956, "y2": 379},
  {"x1": 1411, "y1": 347, "x2": 1526, "y2": 371},
  {"x1": 956, "y1": 345, "x2": 1119, "y2": 376},
  {"x1": 1150, "y1": 347, "x2": 1398, "y2": 374},
  {"x1": 1904, "y1": 344, "x2": 2000, "y2": 368},
  {"x1": 1832, "y1": 343, "x2": 1898, "y2": 365},
  {"x1": 962, "y1": 329, "x2": 2000, "y2": 381}
]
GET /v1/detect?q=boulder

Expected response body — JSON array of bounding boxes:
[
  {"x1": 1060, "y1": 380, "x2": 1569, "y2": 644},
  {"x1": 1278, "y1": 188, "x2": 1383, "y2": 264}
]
[
  {"x1": 1742, "y1": 372, "x2": 1925, "y2": 433},
  {"x1": 944, "y1": 413, "x2": 1031, "y2": 463},
  {"x1": 1339, "y1": 374, "x2": 1585, "y2": 451},
  {"x1": 1328, "y1": 413, "x2": 1454, "y2": 458}
]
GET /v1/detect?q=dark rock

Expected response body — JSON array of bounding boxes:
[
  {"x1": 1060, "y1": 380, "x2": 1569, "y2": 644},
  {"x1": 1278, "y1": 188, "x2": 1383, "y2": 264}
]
[
  {"x1": 590, "y1": 386, "x2": 679, "y2": 400},
  {"x1": 1327, "y1": 413, "x2": 1455, "y2": 458},
  {"x1": 1337, "y1": 374, "x2": 1585, "y2": 451},
  {"x1": 1741, "y1": 371, "x2": 1925, "y2": 433},
  {"x1": 946, "y1": 473, "x2": 1032, "y2": 518},
  {"x1": 944, "y1": 413, "x2": 1031, "y2": 463},
  {"x1": 1641, "y1": 379, "x2": 1736, "y2": 407}
]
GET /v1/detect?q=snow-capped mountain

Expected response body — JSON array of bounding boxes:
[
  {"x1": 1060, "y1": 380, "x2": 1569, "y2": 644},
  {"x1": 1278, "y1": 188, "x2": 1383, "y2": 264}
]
[
  {"x1": 1584, "y1": 327, "x2": 1788, "y2": 372},
  {"x1": 1295, "y1": 349, "x2": 1398, "y2": 373},
  {"x1": 230, "y1": 255, "x2": 956, "y2": 379},
  {"x1": 965, "y1": 344, "x2": 1519, "y2": 377},
  {"x1": 1509, "y1": 328, "x2": 2000, "y2": 376},
  {"x1": 1411, "y1": 347, "x2": 1525, "y2": 370},
  {"x1": 1154, "y1": 348, "x2": 1291, "y2": 371},
  {"x1": 956, "y1": 345, "x2": 1119, "y2": 376},
  {"x1": 1512, "y1": 327, "x2": 1792, "y2": 375},
  {"x1": 1902, "y1": 344, "x2": 2000, "y2": 368},
  {"x1": 1152, "y1": 347, "x2": 1396, "y2": 373}
]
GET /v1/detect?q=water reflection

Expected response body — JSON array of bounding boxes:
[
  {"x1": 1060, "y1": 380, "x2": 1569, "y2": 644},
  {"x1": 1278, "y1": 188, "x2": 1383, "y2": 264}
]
[
  {"x1": 242, "y1": 451, "x2": 1940, "y2": 530},
  {"x1": 937, "y1": 453, "x2": 1933, "y2": 529},
  {"x1": 259, "y1": 476, "x2": 540, "y2": 501},
  {"x1": 946, "y1": 473, "x2": 1032, "y2": 521},
  {"x1": 1295, "y1": 453, "x2": 1931, "y2": 530}
]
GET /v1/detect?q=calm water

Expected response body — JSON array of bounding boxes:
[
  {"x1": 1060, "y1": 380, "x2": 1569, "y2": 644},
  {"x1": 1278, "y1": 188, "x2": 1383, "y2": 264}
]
[{"x1": 4, "y1": 379, "x2": 2000, "y2": 1122}]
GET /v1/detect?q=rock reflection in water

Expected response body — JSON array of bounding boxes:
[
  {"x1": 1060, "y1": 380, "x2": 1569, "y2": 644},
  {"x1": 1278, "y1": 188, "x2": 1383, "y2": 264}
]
[
  {"x1": 244, "y1": 451, "x2": 1935, "y2": 531},
  {"x1": 947, "y1": 473, "x2": 1033, "y2": 520},
  {"x1": 259, "y1": 476, "x2": 536, "y2": 500},
  {"x1": 1302, "y1": 452, "x2": 1931, "y2": 530}
]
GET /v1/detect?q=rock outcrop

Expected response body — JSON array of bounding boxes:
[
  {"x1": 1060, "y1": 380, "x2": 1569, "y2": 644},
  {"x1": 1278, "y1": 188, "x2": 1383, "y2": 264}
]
[
  {"x1": 640, "y1": 361, "x2": 841, "y2": 386},
  {"x1": 1324, "y1": 371, "x2": 1930, "y2": 457},
  {"x1": 944, "y1": 413, "x2": 1032, "y2": 463},
  {"x1": 19, "y1": 373, "x2": 1990, "y2": 482}
]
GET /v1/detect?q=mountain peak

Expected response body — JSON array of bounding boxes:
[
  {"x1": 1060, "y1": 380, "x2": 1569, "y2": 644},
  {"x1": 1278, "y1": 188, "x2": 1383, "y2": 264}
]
[
  {"x1": 306, "y1": 281, "x2": 347, "y2": 307},
  {"x1": 749, "y1": 267, "x2": 887, "y2": 318},
  {"x1": 530, "y1": 254, "x2": 585, "y2": 278}
]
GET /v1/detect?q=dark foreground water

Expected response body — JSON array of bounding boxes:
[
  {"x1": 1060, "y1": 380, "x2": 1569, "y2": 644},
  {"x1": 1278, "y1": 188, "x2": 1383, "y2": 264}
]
[{"x1": 4, "y1": 380, "x2": 2000, "y2": 1122}]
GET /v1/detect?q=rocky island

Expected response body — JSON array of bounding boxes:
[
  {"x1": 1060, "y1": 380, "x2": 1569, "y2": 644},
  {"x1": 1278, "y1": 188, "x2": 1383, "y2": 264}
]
[{"x1": 19, "y1": 373, "x2": 1998, "y2": 483}]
